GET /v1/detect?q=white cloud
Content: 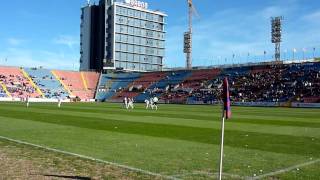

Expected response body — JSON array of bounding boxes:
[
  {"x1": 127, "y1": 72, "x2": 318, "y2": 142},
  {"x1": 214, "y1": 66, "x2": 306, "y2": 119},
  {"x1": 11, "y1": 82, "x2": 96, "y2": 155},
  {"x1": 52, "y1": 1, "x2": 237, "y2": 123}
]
[
  {"x1": 53, "y1": 35, "x2": 79, "y2": 49},
  {"x1": 302, "y1": 10, "x2": 320, "y2": 23},
  {"x1": 7, "y1": 38, "x2": 26, "y2": 46},
  {"x1": 0, "y1": 48, "x2": 79, "y2": 70}
]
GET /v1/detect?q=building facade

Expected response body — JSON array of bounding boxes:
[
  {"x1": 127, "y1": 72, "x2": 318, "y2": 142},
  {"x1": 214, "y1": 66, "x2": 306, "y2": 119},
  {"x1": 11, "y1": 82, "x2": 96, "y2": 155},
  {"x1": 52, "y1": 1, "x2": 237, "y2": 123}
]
[{"x1": 80, "y1": 0, "x2": 167, "y2": 72}]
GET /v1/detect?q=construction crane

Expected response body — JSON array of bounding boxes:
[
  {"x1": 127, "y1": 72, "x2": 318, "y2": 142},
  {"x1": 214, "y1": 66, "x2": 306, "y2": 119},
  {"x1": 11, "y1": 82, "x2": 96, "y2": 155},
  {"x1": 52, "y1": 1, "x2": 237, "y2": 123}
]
[{"x1": 184, "y1": 0, "x2": 199, "y2": 69}]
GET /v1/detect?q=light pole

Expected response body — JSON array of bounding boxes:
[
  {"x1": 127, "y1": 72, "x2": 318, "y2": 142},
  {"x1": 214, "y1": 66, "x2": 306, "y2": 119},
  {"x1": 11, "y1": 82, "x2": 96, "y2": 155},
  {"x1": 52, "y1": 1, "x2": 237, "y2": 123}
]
[
  {"x1": 302, "y1": 48, "x2": 306, "y2": 60},
  {"x1": 313, "y1": 47, "x2": 316, "y2": 59},
  {"x1": 284, "y1": 49, "x2": 288, "y2": 61},
  {"x1": 293, "y1": 48, "x2": 296, "y2": 61}
]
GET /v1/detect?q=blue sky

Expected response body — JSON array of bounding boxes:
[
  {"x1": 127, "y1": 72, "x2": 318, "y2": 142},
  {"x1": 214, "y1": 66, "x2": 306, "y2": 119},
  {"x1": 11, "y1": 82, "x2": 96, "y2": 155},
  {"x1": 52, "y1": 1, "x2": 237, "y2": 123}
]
[{"x1": 0, "y1": 0, "x2": 320, "y2": 70}]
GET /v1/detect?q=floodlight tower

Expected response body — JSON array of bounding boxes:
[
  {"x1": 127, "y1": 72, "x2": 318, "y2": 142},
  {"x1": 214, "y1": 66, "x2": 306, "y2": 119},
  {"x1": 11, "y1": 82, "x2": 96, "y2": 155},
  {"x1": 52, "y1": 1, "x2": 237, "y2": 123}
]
[
  {"x1": 271, "y1": 16, "x2": 283, "y2": 62},
  {"x1": 184, "y1": 0, "x2": 199, "y2": 69}
]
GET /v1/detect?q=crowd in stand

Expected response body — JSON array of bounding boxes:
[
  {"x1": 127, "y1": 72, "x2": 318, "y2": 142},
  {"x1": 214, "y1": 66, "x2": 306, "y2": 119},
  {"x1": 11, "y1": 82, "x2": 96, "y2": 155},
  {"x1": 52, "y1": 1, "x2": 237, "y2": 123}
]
[
  {"x1": 0, "y1": 74, "x2": 38, "y2": 98},
  {"x1": 187, "y1": 63, "x2": 320, "y2": 103}
]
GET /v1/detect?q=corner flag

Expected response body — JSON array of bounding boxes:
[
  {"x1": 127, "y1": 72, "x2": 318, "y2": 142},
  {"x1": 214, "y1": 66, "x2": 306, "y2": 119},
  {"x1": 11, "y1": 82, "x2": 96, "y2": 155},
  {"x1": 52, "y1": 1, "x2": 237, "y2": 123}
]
[
  {"x1": 218, "y1": 77, "x2": 232, "y2": 180},
  {"x1": 223, "y1": 77, "x2": 231, "y2": 119}
]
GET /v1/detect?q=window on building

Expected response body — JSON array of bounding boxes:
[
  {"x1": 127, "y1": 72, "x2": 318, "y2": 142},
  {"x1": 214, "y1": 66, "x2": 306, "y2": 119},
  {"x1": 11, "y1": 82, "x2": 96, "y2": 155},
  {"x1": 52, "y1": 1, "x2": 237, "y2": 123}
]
[
  {"x1": 115, "y1": 60, "x2": 120, "y2": 68},
  {"x1": 152, "y1": 65, "x2": 158, "y2": 71},
  {"x1": 157, "y1": 49, "x2": 164, "y2": 56},
  {"x1": 140, "y1": 46, "x2": 146, "y2": 54},
  {"x1": 134, "y1": 36, "x2": 140, "y2": 44},
  {"x1": 145, "y1": 21, "x2": 153, "y2": 29},
  {"x1": 140, "y1": 37, "x2": 146, "y2": 45},
  {"x1": 121, "y1": 44, "x2": 127, "y2": 51},
  {"x1": 121, "y1": 7, "x2": 127, "y2": 16},
  {"x1": 128, "y1": 17, "x2": 134, "y2": 26},
  {"x1": 135, "y1": 10, "x2": 141, "y2": 18},
  {"x1": 140, "y1": 64, "x2": 145, "y2": 71},
  {"x1": 115, "y1": 34, "x2": 121, "y2": 42},
  {"x1": 146, "y1": 13, "x2": 153, "y2": 21},
  {"x1": 134, "y1": 19, "x2": 140, "y2": 27},
  {"x1": 120, "y1": 61, "x2": 127, "y2": 69},
  {"x1": 128, "y1": 8, "x2": 134, "y2": 17},
  {"x1": 157, "y1": 24, "x2": 163, "y2": 31},
  {"x1": 141, "y1": 20, "x2": 146, "y2": 28},
  {"x1": 127, "y1": 53, "x2": 133, "y2": 62},
  {"x1": 121, "y1": 52, "x2": 127, "y2": 61},
  {"x1": 120, "y1": 34, "x2": 127, "y2": 42},
  {"x1": 134, "y1": 54, "x2": 140, "y2": 62},
  {"x1": 134, "y1": 46, "x2": 140, "y2": 53},
  {"x1": 146, "y1": 30, "x2": 153, "y2": 38},
  {"x1": 128, "y1": 26, "x2": 134, "y2": 34},
  {"x1": 115, "y1": 25, "x2": 120, "y2": 33},
  {"x1": 153, "y1": 14, "x2": 159, "y2": 22},
  {"x1": 127, "y1": 44, "x2": 133, "y2": 53},
  {"x1": 141, "y1": 11, "x2": 146, "y2": 19},
  {"x1": 115, "y1": 43, "x2": 121, "y2": 51},
  {"x1": 115, "y1": 52, "x2": 120, "y2": 60},
  {"x1": 158, "y1": 16, "x2": 164, "y2": 23},
  {"x1": 134, "y1": 28, "x2": 141, "y2": 36},
  {"x1": 146, "y1": 64, "x2": 152, "y2": 71},
  {"x1": 141, "y1": 29, "x2": 146, "y2": 36},
  {"x1": 116, "y1": 6, "x2": 121, "y2": 14},
  {"x1": 128, "y1": 35, "x2": 133, "y2": 44},
  {"x1": 158, "y1": 40, "x2": 164, "y2": 48},
  {"x1": 146, "y1": 39, "x2": 154, "y2": 46},
  {"x1": 120, "y1": 25, "x2": 128, "y2": 33}
]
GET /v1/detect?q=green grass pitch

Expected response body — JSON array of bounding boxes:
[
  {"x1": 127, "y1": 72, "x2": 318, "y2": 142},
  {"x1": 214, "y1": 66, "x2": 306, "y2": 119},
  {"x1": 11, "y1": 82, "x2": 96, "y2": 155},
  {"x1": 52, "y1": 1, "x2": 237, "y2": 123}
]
[{"x1": 0, "y1": 102, "x2": 319, "y2": 179}]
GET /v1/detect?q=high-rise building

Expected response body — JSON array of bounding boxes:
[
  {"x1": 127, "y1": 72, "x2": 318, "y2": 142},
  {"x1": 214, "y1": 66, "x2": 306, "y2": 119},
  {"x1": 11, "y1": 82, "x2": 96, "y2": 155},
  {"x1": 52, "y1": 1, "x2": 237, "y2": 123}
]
[{"x1": 80, "y1": 0, "x2": 167, "y2": 72}]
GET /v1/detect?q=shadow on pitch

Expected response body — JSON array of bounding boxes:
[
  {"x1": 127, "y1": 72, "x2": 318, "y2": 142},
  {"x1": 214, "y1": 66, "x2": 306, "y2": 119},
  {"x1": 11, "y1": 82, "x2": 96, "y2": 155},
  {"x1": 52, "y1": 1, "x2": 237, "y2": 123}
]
[{"x1": 41, "y1": 174, "x2": 91, "y2": 180}]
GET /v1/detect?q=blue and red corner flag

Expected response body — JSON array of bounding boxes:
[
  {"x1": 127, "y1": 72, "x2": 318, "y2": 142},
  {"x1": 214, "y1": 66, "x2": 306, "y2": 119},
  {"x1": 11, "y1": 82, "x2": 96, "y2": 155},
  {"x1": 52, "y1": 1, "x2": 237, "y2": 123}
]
[{"x1": 222, "y1": 77, "x2": 231, "y2": 119}]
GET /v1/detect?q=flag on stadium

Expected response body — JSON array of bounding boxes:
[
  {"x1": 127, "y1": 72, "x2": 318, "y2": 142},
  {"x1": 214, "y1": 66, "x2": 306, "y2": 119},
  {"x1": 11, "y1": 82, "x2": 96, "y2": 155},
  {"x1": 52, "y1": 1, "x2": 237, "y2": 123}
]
[{"x1": 222, "y1": 77, "x2": 231, "y2": 119}]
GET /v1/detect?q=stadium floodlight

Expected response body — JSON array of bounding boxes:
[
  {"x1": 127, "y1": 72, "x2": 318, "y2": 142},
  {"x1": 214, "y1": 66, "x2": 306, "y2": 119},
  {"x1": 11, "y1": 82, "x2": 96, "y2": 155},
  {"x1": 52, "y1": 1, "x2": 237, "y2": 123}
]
[{"x1": 271, "y1": 16, "x2": 283, "y2": 62}]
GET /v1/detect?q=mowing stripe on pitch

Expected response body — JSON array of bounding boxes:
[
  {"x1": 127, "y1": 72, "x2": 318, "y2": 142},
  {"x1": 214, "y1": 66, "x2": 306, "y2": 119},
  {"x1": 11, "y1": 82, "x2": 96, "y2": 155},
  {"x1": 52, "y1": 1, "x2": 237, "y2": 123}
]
[
  {"x1": 250, "y1": 158, "x2": 320, "y2": 179},
  {"x1": 0, "y1": 135, "x2": 179, "y2": 180}
]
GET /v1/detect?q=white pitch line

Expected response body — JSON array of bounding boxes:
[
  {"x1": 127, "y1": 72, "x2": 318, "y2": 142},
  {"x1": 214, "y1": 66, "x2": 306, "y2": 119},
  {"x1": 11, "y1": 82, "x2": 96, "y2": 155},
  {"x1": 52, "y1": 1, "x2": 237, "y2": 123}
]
[
  {"x1": 250, "y1": 159, "x2": 320, "y2": 180},
  {"x1": 173, "y1": 171, "x2": 245, "y2": 179},
  {"x1": 0, "y1": 135, "x2": 180, "y2": 180}
]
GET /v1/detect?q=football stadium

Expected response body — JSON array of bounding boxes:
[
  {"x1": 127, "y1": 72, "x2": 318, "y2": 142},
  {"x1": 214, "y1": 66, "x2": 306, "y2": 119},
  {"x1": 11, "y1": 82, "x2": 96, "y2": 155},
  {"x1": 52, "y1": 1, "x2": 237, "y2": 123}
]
[{"x1": 0, "y1": 0, "x2": 320, "y2": 179}]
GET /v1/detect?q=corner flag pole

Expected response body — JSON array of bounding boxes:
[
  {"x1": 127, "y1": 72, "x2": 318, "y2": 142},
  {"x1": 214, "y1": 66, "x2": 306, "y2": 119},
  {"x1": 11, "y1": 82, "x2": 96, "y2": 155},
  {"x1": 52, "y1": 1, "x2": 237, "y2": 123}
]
[
  {"x1": 218, "y1": 104, "x2": 225, "y2": 180},
  {"x1": 218, "y1": 77, "x2": 231, "y2": 180}
]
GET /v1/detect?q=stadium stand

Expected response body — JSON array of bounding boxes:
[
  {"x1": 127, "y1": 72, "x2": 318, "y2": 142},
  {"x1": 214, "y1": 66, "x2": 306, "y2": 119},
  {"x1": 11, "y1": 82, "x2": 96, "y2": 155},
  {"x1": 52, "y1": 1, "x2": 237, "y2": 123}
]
[
  {"x1": 95, "y1": 72, "x2": 141, "y2": 101},
  {"x1": 163, "y1": 69, "x2": 221, "y2": 103},
  {"x1": 0, "y1": 66, "x2": 41, "y2": 98},
  {"x1": 52, "y1": 70, "x2": 99, "y2": 100},
  {"x1": 136, "y1": 70, "x2": 193, "y2": 102},
  {"x1": 81, "y1": 72, "x2": 100, "y2": 99},
  {"x1": 24, "y1": 68, "x2": 69, "y2": 98},
  {"x1": 111, "y1": 72, "x2": 168, "y2": 101},
  {"x1": 0, "y1": 62, "x2": 319, "y2": 104},
  {"x1": 0, "y1": 85, "x2": 8, "y2": 97}
]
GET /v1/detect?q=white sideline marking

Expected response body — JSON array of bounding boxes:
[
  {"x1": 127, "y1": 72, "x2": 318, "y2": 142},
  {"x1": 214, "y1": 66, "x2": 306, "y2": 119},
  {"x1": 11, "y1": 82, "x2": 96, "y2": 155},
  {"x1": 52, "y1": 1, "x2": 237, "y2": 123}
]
[
  {"x1": 0, "y1": 135, "x2": 179, "y2": 180},
  {"x1": 250, "y1": 159, "x2": 320, "y2": 180},
  {"x1": 173, "y1": 171, "x2": 245, "y2": 179}
]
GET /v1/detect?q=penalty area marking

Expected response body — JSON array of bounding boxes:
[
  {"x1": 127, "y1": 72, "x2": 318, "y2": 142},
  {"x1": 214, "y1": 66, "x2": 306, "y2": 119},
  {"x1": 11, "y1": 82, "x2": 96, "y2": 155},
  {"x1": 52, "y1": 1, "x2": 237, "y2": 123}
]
[
  {"x1": 0, "y1": 135, "x2": 180, "y2": 180},
  {"x1": 250, "y1": 158, "x2": 320, "y2": 180}
]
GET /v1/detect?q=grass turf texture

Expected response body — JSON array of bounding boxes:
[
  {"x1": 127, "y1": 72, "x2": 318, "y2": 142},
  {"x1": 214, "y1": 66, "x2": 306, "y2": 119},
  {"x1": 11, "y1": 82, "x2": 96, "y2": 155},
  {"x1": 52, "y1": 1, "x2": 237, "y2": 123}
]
[{"x1": 0, "y1": 102, "x2": 319, "y2": 179}]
